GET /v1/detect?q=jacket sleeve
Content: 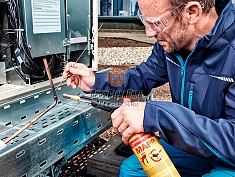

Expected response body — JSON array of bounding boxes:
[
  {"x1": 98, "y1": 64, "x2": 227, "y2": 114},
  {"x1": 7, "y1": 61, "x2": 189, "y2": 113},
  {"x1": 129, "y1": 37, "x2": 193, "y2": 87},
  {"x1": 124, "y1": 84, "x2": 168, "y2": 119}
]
[
  {"x1": 144, "y1": 100, "x2": 235, "y2": 167},
  {"x1": 94, "y1": 44, "x2": 169, "y2": 95}
]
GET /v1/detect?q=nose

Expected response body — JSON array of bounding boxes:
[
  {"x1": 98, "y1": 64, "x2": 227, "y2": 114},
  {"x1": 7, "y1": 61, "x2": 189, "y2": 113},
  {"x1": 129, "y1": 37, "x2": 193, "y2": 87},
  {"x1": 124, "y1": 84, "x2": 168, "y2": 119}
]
[{"x1": 145, "y1": 27, "x2": 158, "y2": 38}]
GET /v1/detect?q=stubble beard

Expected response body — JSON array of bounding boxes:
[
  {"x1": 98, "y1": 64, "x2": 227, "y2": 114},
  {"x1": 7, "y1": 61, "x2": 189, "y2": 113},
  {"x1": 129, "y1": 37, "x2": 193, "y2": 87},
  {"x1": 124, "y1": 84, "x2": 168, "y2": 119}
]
[
  {"x1": 161, "y1": 21, "x2": 188, "y2": 53},
  {"x1": 162, "y1": 39, "x2": 178, "y2": 53}
]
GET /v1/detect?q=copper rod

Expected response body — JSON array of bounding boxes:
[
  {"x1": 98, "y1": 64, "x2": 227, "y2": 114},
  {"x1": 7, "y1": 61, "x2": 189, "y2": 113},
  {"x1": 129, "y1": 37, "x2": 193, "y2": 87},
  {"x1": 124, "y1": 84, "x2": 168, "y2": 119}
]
[{"x1": 3, "y1": 58, "x2": 58, "y2": 144}]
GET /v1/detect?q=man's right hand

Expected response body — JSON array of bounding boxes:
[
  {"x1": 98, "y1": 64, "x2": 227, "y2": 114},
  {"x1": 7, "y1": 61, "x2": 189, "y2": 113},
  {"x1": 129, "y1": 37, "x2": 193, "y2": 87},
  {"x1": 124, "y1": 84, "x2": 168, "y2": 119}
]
[{"x1": 62, "y1": 62, "x2": 95, "y2": 92}]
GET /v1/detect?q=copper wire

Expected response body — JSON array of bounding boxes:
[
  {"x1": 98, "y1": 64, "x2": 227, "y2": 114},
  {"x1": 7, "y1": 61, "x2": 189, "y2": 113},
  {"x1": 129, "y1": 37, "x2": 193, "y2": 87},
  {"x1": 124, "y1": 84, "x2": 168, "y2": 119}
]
[{"x1": 3, "y1": 58, "x2": 58, "y2": 144}]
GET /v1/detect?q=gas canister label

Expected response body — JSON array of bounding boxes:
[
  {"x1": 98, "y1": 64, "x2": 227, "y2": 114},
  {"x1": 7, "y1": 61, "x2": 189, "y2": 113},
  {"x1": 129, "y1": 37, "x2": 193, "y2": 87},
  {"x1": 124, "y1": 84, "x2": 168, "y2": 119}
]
[{"x1": 129, "y1": 134, "x2": 181, "y2": 177}]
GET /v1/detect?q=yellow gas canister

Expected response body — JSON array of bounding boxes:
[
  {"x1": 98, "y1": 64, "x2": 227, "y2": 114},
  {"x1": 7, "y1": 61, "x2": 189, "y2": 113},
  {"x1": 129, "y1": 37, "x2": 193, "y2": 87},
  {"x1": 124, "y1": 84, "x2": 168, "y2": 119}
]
[{"x1": 129, "y1": 133, "x2": 181, "y2": 177}]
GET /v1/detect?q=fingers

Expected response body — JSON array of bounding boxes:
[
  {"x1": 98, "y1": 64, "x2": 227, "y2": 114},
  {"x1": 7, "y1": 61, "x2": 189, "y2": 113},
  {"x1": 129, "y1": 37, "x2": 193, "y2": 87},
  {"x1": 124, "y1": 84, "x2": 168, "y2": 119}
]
[
  {"x1": 118, "y1": 120, "x2": 129, "y2": 135},
  {"x1": 122, "y1": 127, "x2": 133, "y2": 144},
  {"x1": 69, "y1": 63, "x2": 90, "y2": 76},
  {"x1": 111, "y1": 108, "x2": 123, "y2": 134},
  {"x1": 111, "y1": 102, "x2": 146, "y2": 144},
  {"x1": 112, "y1": 97, "x2": 132, "y2": 133},
  {"x1": 71, "y1": 76, "x2": 79, "y2": 89},
  {"x1": 111, "y1": 104, "x2": 132, "y2": 135},
  {"x1": 66, "y1": 75, "x2": 79, "y2": 89},
  {"x1": 62, "y1": 62, "x2": 95, "y2": 91},
  {"x1": 122, "y1": 97, "x2": 132, "y2": 103},
  {"x1": 63, "y1": 62, "x2": 90, "y2": 79},
  {"x1": 69, "y1": 65, "x2": 90, "y2": 76},
  {"x1": 63, "y1": 62, "x2": 76, "y2": 79}
]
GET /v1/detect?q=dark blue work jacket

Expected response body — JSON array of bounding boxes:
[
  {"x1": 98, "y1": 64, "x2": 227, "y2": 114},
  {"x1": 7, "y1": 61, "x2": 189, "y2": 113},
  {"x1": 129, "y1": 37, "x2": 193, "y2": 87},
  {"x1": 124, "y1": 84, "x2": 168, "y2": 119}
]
[{"x1": 94, "y1": 0, "x2": 235, "y2": 168}]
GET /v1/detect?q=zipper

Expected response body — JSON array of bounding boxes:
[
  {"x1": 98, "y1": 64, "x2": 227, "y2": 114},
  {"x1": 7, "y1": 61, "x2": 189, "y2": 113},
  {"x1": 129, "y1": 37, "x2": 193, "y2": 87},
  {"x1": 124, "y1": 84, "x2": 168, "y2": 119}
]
[
  {"x1": 174, "y1": 40, "x2": 199, "y2": 106},
  {"x1": 174, "y1": 54, "x2": 187, "y2": 106},
  {"x1": 188, "y1": 85, "x2": 194, "y2": 109},
  {"x1": 199, "y1": 138, "x2": 235, "y2": 168}
]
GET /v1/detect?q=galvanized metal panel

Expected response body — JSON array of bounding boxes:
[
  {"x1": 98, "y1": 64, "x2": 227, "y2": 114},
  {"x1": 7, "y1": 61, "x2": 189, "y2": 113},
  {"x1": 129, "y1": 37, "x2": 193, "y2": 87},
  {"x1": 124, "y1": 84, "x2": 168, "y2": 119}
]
[
  {"x1": 0, "y1": 83, "x2": 111, "y2": 177},
  {"x1": 66, "y1": 0, "x2": 92, "y2": 66},
  {"x1": 67, "y1": 0, "x2": 90, "y2": 46}
]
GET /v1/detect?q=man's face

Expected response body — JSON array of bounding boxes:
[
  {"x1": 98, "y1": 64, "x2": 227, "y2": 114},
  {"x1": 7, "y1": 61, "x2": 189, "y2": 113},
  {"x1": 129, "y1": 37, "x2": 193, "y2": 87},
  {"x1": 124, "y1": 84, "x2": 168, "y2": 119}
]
[{"x1": 138, "y1": 0, "x2": 192, "y2": 53}]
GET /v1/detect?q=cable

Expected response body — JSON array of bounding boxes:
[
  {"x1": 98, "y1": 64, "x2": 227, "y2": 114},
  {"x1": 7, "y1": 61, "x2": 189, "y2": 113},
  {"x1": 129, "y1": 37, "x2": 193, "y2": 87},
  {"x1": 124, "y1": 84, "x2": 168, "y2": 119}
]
[
  {"x1": 2, "y1": 0, "x2": 65, "y2": 80},
  {"x1": 6, "y1": 0, "x2": 45, "y2": 78}
]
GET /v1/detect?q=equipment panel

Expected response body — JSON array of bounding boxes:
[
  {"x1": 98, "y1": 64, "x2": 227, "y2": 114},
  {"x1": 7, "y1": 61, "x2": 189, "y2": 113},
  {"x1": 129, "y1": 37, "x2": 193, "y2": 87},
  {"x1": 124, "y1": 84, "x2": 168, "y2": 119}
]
[{"x1": 20, "y1": 0, "x2": 66, "y2": 58}]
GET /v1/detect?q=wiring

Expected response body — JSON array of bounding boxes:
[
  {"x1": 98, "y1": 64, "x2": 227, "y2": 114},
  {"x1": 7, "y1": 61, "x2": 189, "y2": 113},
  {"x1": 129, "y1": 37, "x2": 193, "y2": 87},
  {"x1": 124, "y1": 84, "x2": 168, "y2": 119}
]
[
  {"x1": 0, "y1": 24, "x2": 15, "y2": 53},
  {"x1": 6, "y1": 0, "x2": 45, "y2": 78}
]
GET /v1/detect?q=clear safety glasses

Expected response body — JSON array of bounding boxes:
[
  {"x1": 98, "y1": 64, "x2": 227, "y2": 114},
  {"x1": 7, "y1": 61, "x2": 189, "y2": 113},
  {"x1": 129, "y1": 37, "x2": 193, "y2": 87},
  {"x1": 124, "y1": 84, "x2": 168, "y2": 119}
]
[{"x1": 138, "y1": 4, "x2": 185, "y2": 33}]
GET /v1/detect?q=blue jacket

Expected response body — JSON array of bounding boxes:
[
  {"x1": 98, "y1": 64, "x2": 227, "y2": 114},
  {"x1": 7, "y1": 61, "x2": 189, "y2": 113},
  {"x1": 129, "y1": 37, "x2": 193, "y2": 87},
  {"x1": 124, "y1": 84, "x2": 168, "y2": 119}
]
[{"x1": 94, "y1": 0, "x2": 235, "y2": 168}]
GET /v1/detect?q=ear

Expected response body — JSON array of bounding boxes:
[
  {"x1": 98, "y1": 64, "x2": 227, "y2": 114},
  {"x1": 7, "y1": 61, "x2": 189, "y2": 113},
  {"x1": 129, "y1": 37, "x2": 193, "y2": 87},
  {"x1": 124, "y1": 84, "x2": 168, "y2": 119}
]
[{"x1": 184, "y1": 2, "x2": 203, "y2": 24}]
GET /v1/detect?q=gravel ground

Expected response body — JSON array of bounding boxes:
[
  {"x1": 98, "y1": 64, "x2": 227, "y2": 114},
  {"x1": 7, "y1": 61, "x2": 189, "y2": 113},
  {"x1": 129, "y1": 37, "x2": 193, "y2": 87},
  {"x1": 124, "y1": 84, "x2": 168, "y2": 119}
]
[
  {"x1": 59, "y1": 37, "x2": 171, "y2": 177},
  {"x1": 98, "y1": 37, "x2": 171, "y2": 102}
]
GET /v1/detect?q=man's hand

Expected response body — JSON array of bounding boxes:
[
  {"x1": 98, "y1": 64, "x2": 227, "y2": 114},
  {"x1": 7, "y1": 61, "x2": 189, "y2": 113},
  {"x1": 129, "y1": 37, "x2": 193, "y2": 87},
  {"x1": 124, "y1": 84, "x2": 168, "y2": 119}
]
[
  {"x1": 111, "y1": 100, "x2": 146, "y2": 144},
  {"x1": 62, "y1": 62, "x2": 95, "y2": 92}
]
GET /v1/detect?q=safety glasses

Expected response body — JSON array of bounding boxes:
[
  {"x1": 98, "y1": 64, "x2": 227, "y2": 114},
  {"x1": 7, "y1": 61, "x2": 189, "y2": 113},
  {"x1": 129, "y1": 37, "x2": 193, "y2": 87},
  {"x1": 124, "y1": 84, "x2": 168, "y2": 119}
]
[{"x1": 138, "y1": 4, "x2": 185, "y2": 33}]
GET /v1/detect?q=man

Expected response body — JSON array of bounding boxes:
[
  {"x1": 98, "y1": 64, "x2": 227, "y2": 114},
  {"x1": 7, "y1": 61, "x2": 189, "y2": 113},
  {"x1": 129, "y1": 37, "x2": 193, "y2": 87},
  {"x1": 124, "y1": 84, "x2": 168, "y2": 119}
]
[{"x1": 63, "y1": 0, "x2": 235, "y2": 176}]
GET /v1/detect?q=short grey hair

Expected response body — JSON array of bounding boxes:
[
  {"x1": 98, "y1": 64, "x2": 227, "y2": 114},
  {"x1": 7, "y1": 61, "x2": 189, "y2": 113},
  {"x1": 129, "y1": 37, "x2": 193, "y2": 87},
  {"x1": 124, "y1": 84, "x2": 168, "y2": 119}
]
[{"x1": 169, "y1": 0, "x2": 215, "y2": 14}]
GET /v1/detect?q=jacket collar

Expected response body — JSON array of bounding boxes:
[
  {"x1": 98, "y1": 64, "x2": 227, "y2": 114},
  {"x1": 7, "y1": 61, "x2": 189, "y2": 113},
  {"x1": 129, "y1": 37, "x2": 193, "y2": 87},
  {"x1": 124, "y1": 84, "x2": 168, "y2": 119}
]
[
  {"x1": 194, "y1": 0, "x2": 235, "y2": 50},
  {"x1": 211, "y1": 0, "x2": 234, "y2": 36},
  {"x1": 215, "y1": 0, "x2": 230, "y2": 15}
]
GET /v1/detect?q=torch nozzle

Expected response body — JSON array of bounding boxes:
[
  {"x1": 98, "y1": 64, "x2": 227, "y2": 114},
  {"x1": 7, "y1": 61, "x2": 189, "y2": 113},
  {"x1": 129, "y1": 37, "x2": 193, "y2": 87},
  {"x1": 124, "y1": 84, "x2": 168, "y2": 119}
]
[
  {"x1": 63, "y1": 93, "x2": 81, "y2": 101},
  {"x1": 63, "y1": 93, "x2": 120, "y2": 113},
  {"x1": 63, "y1": 93, "x2": 92, "y2": 104}
]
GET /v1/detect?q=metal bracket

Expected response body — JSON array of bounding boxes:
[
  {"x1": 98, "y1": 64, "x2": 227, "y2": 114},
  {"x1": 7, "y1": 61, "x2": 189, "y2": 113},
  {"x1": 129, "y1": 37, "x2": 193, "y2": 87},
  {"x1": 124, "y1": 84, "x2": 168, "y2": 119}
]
[{"x1": 63, "y1": 38, "x2": 71, "y2": 47}]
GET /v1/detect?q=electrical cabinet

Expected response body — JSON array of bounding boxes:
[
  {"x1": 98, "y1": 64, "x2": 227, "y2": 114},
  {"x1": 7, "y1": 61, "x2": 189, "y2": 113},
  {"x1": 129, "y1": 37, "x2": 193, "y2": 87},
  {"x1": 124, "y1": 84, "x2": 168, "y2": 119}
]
[{"x1": 0, "y1": 1, "x2": 108, "y2": 177}]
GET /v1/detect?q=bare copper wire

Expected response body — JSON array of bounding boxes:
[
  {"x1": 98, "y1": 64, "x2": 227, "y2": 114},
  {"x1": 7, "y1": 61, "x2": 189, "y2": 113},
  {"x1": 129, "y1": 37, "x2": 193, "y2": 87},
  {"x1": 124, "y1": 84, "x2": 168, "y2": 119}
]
[{"x1": 3, "y1": 58, "x2": 58, "y2": 144}]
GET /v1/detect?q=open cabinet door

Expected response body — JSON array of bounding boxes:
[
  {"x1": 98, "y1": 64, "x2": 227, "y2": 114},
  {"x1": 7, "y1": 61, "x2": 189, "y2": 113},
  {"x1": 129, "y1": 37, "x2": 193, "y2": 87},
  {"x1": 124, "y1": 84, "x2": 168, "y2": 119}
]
[{"x1": 66, "y1": 0, "x2": 98, "y2": 71}]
